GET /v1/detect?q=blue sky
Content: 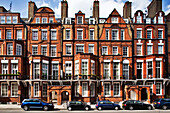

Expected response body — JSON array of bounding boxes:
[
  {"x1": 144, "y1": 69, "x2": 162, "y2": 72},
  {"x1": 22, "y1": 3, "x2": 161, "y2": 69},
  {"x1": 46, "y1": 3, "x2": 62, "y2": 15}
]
[{"x1": 0, "y1": 0, "x2": 169, "y2": 18}]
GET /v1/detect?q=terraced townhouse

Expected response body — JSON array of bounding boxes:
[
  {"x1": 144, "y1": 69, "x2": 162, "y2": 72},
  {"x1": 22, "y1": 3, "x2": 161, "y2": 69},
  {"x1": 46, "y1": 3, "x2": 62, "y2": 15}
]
[{"x1": 0, "y1": 0, "x2": 169, "y2": 105}]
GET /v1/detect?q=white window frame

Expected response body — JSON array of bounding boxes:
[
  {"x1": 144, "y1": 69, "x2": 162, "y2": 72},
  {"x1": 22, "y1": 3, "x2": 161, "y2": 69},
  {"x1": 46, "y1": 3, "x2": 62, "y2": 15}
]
[
  {"x1": 2, "y1": 63, "x2": 8, "y2": 74},
  {"x1": 156, "y1": 82, "x2": 162, "y2": 95},
  {"x1": 136, "y1": 61, "x2": 143, "y2": 79},
  {"x1": 33, "y1": 63, "x2": 40, "y2": 79},
  {"x1": 41, "y1": 45, "x2": 47, "y2": 56},
  {"x1": 52, "y1": 63, "x2": 59, "y2": 80},
  {"x1": 158, "y1": 45, "x2": 163, "y2": 54},
  {"x1": 123, "y1": 63, "x2": 129, "y2": 80},
  {"x1": 34, "y1": 82, "x2": 39, "y2": 97},
  {"x1": 137, "y1": 28, "x2": 142, "y2": 38},
  {"x1": 88, "y1": 44, "x2": 94, "y2": 54},
  {"x1": 42, "y1": 63, "x2": 48, "y2": 80},
  {"x1": 36, "y1": 18, "x2": 40, "y2": 23},
  {"x1": 112, "y1": 46, "x2": 118, "y2": 55},
  {"x1": 51, "y1": 45, "x2": 56, "y2": 57},
  {"x1": 147, "y1": 45, "x2": 153, "y2": 55},
  {"x1": 136, "y1": 16, "x2": 142, "y2": 23},
  {"x1": 156, "y1": 60, "x2": 162, "y2": 78},
  {"x1": 77, "y1": 29, "x2": 83, "y2": 40},
  {"x1": 13, "y1": 16, "x2": 18, "y2": 24},
  {"x1": 103, "y1": 62, "x2": 110, "y2": 79},
  {"x1": 11, "y1": 82, "x2": 18, "y2": 97},
  {"x1": 65, "y1": 61, "x2": 72, "y2": 77},
  {"x1": 112, "y1": 29, "x2": 118, "y2": 40},
  {"x1": 7, "y1": 43, "x2": 13, "y2": 55},
  {"x1": 90, "y1": 29, "x2": 94, "y2": 40},
  {"x1": 158, "y1": 29, "x2": 163, "y2": 39},
  {"x1": 105, "y1": 29, "x2": 109, "y2": 40},
  {"x1": 113, "y1": 62, "x2": 120, "y2": 80},
  {"x1": 121, "y1": 29, "x2": 124, "y2": 40},
  {"x1": 137, "y1": 44, "x2": 142, "y2": 56},
  {"x1": 90, "y1": 83, "x2": 95, "y2": 97},
  {"x1": 6, "y1": 30, "x2": 11, "y2": 39},
  {"x1": 76, "y1": 44, "x2": 84, "y2": 54},
  {"x1": 11, "y1": 63, "x2": 18, "y2": 74},
  {"x1": 66, "y1": 29, "x2": 70, "y2": 40},
  {"x1": 7, "y1": 16, "x2": 11, "y2": 24},
  {"x1": 75, "y1": 60, "x2": 79, "y2": 75},
  {"x1": 123, "y1": 46, "x2": 128, "y2": 57},
  {"x1": 1, "y1": 16, "x2": 5, "y2": 24},
  {"x1": 147, "y1": 29, "x2": 152, "y2": 39},
  {"x1": 82, "y1": 82, "x2": 88, "y2": 97},
  {"x1": 17, "y1": 30, "x2": 22, "y2": 40},
  {"x1": 146, "y1": 82, "x2": 153, "y2": 95},
  {"x1": 49, "y1": 18, "x2": 53, "y2": 23},
  {"x1": 32, "y1": 45, "x2": 38, "y2": 55},
  {"x1": 66, "y1": 44, "x2": 72, "y2": 55},
  {"x1": 1, "y1": 82, "x2": 8, "y2": 97},
  {"x1": 42, "y1": 17, "x2": 47, "y2": 23},
  {"x1": 75, "y1": 83, "x2": 79, "y2": 97},
  {"x1": 81, "y1": 59, "x2": 88, "y2": 75},
  {"x1": 102, "y1": 46, "x2": 108, "y2": 55},
  {"x1": 16, "y1": 44, "x2": 22, "y2": 55},
  {"x1": 113, "y1": 82, "x2": 120, "y2": 97},
  {"x1": 104, "y1": 82, "x2": 111, "y2": 97},
  {"x1": 111, "y1": 17, "x2": 118, "y2": 23},
  {"x1": 77, "y1": 16, "x2": 83, "y2": 24},
  {"x1": 147, "y1": 60, "x2": 153, "y2": 79},
  {"x1": 32, "y1": 30, "x2": 38, "y2": 40},
  {"x1": 51, "y1": 29, "x2": 57, "y2": 40},
  {"x1": 42, "y1": 83, "x2": 48, "y2": 97},
  {"x1": 41, "y1": 30, "x2": 47, "y2": 40},
  {"x1": 91, "y1": 60, "x2": 95, "y2": 74}
]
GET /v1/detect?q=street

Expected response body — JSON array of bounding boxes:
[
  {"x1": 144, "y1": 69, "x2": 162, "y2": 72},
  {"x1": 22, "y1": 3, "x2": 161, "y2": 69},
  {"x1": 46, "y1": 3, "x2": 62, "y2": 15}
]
[{"x1": 0, "y1": 109, "x2": 170, "y2": 113}]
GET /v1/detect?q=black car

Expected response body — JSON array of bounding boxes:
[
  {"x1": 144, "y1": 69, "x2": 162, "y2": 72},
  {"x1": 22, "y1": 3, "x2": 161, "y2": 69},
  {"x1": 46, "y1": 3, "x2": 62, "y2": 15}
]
[
  {"x1": 67, "y1": 101, "x2": 91, "y2": 111},
  {"x1": 122, "y1": 100, "x2": 153, "y2": 110}
]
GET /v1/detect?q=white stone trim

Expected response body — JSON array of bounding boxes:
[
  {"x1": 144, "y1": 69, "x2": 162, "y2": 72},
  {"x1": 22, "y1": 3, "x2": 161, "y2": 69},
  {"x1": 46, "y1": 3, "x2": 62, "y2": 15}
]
[
  {"x1": 11, "y1": 60, "x2": 18, "y2": 63},
  {"x1": 136, "y1": 60, "x2": 144, "y2": 62},
  {"x1": 42, "y1": 60, "x2": 49, "y2": 64},
  {"x1": 146, "y1": 59, "x2": 153, "y2": 62},
  {"x1": 155, "y1": 58, "x2": 162, "y2": 61},
  {"x1": 51, "y1": 61, "x2": 59, "y2": 64},
  {"x1": 103, "y1": 60, "x2": 110, "y2": 63},
  {"x1": 33, "y1": 59, "x2": 40, "y2": 63},
  {"x1": 113, "y1": 60, "x2": 120, "y2": 62},
  {"x1": 1, "y1": 60, "x2": 8, "y2": 63}
]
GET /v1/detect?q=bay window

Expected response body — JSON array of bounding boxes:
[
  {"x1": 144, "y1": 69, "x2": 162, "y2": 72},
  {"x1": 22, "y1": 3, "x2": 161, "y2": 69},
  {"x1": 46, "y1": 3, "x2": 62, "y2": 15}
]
[
  {"x1": 113, "y1": 83, "x2": 120, "y2": 96},
  {"x1": 52, "y1": 63, "x2": 58, "y2": 80},
  {"x1": 104, "y1": 83, "x2": 111, "y2": 96},
  {"x1": 33, "y1": 63, "x2": 40, "y2": 79},
  {"x1": 113, "y1": 63, "x2": 119, "y2": 79},
  {"x1": 34, "y1": 82, "x2": 39, "y2": 97},
  {"x1": 65, "y1": 62, "x2": 72, "y2": 79},
  {"x1": 75, "y1": 61, "x2": 79, "y2": 75},
  {"x1": 81, "y1": 60, "x2": 88, "y2": 75},
  {"x1": 156, "y1": 61, "x2": 161, "y2": 78},
  {"x1": 137, "y1": 62, "x2": 143, "y2": 79},
  {"x1": 147, "y1": 61, "x2": 153, "y2": 79},
  {"x1": 82, "y1": 82, "x2": 88, "y2": 97},
  {"x1": 123, "y1": 64, "x2": 129, "y2": 80},
  {"x1": 42, "y1": 63, "x2": 48, "y2": 79}
]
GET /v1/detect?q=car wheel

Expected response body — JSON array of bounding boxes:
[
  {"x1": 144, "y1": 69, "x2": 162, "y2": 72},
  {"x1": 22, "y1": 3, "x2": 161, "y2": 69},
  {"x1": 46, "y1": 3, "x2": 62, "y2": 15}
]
[
  {"x1": 162, "y1": 105, "x2": 167, "y2": 110},
  {"x1": 115, "y1": 106, "x2": 119, "y2": 110},
  {"x1": 23, "y1": 105, "x2": 29, "y2": 111},
  {"x1": 98, "y1": 107, "x2": 102, "y2": 111},
  {"x1": 148, "y1": 106, "x2": 152, "y2": 110},
  {"x1": 43, "y1": 106, "x2": 49, "y2": 111},
  {"x1": 129, "y1": 106, "x2": 133, "y2": 110},
  {"x1": 68, "y1": 107, "x2": 72, "y2": 111},
  {"x1": 85, "y1": 107, "x2": 89, "y2": 111}
]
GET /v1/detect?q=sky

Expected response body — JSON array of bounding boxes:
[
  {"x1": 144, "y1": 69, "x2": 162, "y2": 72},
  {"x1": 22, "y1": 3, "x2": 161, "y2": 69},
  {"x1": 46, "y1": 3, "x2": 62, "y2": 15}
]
[{"x1": 0, "y1": 0, "x2": 169, "y2": 18}]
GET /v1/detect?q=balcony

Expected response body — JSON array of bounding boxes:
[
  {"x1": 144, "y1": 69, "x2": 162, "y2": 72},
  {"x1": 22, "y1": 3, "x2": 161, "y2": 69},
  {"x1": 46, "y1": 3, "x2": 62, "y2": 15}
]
[
  {"x1": 0, "y1": 74, "x2": 20, "y2": 80},
  {"x1": 74, "y1": 74, "x2": 97, "y2": 80}
]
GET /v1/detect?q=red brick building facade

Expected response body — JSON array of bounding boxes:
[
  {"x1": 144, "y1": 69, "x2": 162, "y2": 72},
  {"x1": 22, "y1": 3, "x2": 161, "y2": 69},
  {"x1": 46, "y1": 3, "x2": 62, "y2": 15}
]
[{"x1": 0, "y1": 0, "x2": 169, "y2": 105}]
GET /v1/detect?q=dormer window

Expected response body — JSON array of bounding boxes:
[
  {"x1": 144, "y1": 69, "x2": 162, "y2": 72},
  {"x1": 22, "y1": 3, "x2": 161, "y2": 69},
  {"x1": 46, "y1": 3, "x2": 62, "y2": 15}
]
[
  {"x1": 13, "y1": 16, "x2": 18, "y2": 24},
  {"x1": 65, "y1": 18, "x2": 71, "y2": 24},
  {"x1": 77, "y1": 16, "x2": 83, "y2": 24},
  {"x1": 7, "y1": 16, "x2": 11, "y2": 24},
  {"x1": 49, "y1": 18, "x2": 53, "y2": 23},
  {"x1": 36, "y1": 18, "x2": 40, "y2": 23},
  {"x1": 89, "y1": 18, "x2": 95, "y2": 24},
  {"x1": 137, "y1": 16, "x2": 141, "y2": 23},
  {"x1": 137, "y1": 12, "x2": 142, "y2": 23},
  {"x1": 146, "y1": 18, "x2": 151, "y2": 24},
  {"x1": 42, "y1": 17, "x2": 47, "y2": 23},
  {"x1": 158, "y1": 13, "x2": 163, "y2": 24},
  {"x1": 111, "y1": 17, "x2": 118, "y2": 23}
]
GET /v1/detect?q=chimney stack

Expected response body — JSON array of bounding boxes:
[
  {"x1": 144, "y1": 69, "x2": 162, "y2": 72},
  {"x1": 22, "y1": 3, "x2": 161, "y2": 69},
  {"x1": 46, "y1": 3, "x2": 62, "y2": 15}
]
[
  {"x1": 28, "y1": 1, "x2": 37, "y2": 19},
  {"x1": 93, "y1": 0, "x2": 99, "y2": 21},
  {"x1": 61, "y1": 0, "x2": 68, "y2": 21},
  {"x1": 147, "y1": 0, "x2": 162, "y2": 18},
  {"x1": 123, "y1": 1, "x2": 132, "y2": 18}
]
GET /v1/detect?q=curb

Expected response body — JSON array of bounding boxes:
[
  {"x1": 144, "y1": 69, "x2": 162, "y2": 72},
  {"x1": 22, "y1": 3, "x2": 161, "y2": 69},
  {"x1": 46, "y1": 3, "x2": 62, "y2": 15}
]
[{"x1": 0, "y1": 108, "x2": 22, "y2": 110}]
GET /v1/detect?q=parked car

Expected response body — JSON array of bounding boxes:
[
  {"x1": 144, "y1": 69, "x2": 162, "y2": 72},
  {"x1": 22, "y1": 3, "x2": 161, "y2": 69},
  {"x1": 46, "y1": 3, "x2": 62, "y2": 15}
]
[
  {"x1": 154, "y1": 98, "x2": 170, "y2": 110},
  {"x1": 96, "y1": 100, "x2": 120, "y2": 110},
  {"x1": 21, "y1": 99, "x2": 54, "y2": 111},
  {"x1": 67, "y1": 101, "x2": 91, "y2": 111},
  {"x1": 122, "y1": 100, "x2": 153, "y2": 110}
]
